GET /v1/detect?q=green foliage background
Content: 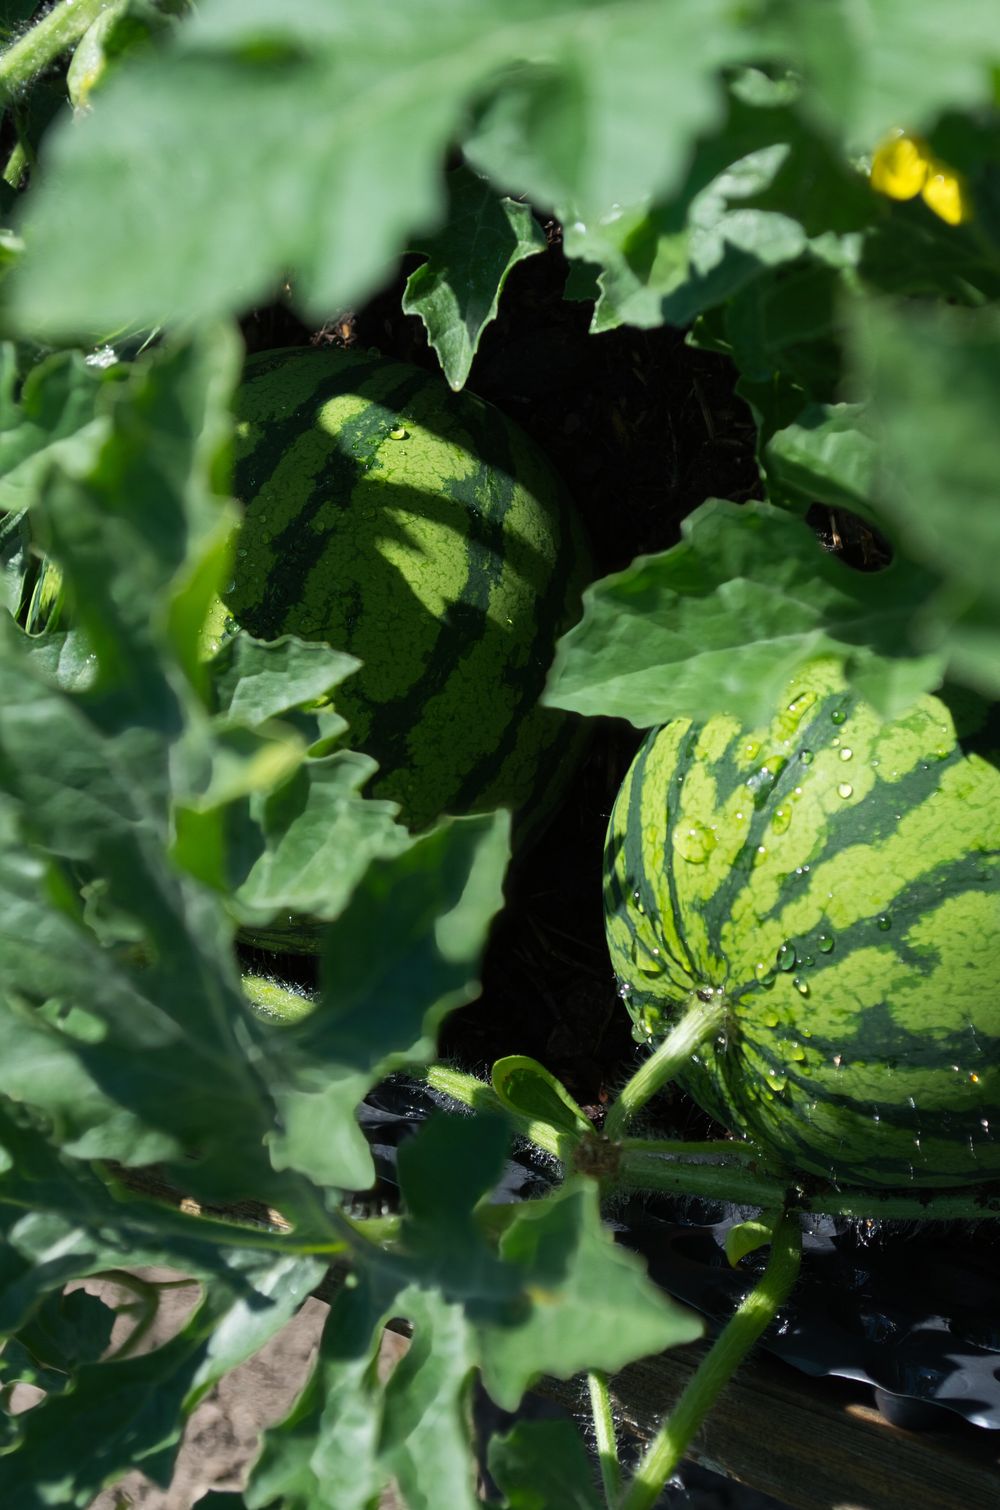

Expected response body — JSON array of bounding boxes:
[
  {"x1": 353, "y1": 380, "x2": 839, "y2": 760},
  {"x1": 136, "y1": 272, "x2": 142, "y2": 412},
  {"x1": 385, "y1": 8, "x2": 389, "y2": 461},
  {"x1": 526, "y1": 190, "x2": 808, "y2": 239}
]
[{"x1": 0, "y1": 0, "x2": 998, "y2": 1505}]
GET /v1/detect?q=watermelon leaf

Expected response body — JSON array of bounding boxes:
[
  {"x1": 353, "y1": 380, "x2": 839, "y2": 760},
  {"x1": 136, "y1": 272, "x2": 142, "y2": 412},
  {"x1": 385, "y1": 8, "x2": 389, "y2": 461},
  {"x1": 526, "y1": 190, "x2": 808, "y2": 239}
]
[
  {"x1": 7, "y1": 0, "x2": 751, "y2": 338},
  {"x1": 492, "y1": 1055, "x2": 592, "y2": 1138},
  {"x1": 403, "y1": 164, "x2": 547, "y2": 391},
  {"x1": 228, "y1": 751, "x2": 411, "y2": 927},
  {"x1": 851, "y1": 299, "x2": 1000, "y2": 699},
  {"x1": 489, "y1": 1420, "x2": 605, "y2": 1510},
  {"x1": 259, "y1": 816, "x2": 510, "y2": 1190},
  {"x1": 545, "y1": 497, "x2": 946, "y2": 729},
  {"x1": 763, "y1": 402, "x2": 879, "y2": 518},
  {"x1": 208, "y1": 633, "x2": 359, "y2": 729}
]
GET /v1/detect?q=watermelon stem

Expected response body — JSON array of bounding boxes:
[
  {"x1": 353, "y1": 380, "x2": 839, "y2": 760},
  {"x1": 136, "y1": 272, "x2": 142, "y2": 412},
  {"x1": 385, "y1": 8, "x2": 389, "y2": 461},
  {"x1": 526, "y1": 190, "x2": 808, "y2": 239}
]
[
  {"x1": 618, "y1": 1210, "x2": 803, "y2": 1510},
  {"x1": 587, "y1": 1369, "x2": 622, "y2": 1506},
  {"x1": 603, "y1": 994, "x2": 728, "y2": 1143},
  {"x1": 0, "y1": 0, "x2": 111, "y2": 105}
]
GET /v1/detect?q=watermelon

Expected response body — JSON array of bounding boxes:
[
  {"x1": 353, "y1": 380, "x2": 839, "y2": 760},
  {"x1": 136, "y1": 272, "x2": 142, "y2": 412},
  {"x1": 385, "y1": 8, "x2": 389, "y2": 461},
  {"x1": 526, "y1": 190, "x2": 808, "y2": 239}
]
[
  {"x1": 218, "y1": 346, "x2": 589, "y2": 835},
  {"x1": 604, "y1": 661, "x2": 1000, "y2": 1188}
]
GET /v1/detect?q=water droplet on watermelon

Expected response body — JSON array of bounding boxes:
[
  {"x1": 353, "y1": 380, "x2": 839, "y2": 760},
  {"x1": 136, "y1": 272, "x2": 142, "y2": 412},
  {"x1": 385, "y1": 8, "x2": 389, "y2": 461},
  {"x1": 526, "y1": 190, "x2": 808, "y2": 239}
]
[
  {"x1": 389, "y1": 426, "x2": 409, "y2": 440},
  {"x1": 785, "y1": 690, "x2": 817, "y2": 721},
  {"x1": 745, "y1": 764, "x2": 778, "y2": 804},
  {"x1": 787, "y1": 1040, "x2": 806, "y2": 1060},
  {"x1": 777, "y1": 943, "x2": 796, "y2": 971},
  {"x1": 793, "y1": 977, "x2": 809, "y2": 997},
  {"x1": 876, "y1": 914, "x2": 892, "y2": 931},
  {"x1": 672, "y1": 821, "x2": 717, "y2": 863},
  {"x1": 832, "y1": 736, "x2": 840, "y2": 748},
  {"x1": 837, "y1": 782, "x2": 853, "y2": 799},
  {"x1": 744, "y1": 739, "x2": 760, "y2": 760},
  {"x1": 753, "y1": 844, "x2": 767, "y2": 864},
  {"x1": 818, "y1": 934, "x2": 834, "y2": 954},
  {"x1": 831, "y1": 708, "x2": 847, "y2": 725},
  {"x1": 871, "y1": 758, "x2": 880, "y2": 768},
  {"x1": 839, "y1": 747, "x2": 853, "y2": 761},
  {"x1": 799, "y1": 749, "x2": 814, "y2": 765},
  {"x1": 761, "y1": 1008, "x2": 779, "y2": 1027},
  {"x1": 772, "y1": 806, "x2": 792, "y2": 834},
  {"x1": 802, "y1": 955, "x2": 815, "y2": 968}
]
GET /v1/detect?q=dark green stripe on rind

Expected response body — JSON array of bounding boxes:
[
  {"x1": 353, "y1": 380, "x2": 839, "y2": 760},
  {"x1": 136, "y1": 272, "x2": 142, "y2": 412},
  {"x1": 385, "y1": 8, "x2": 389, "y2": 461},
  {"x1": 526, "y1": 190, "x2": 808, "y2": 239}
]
[{"x1": 605, "y1": 660, "x2": 1000, "y2": 1188}]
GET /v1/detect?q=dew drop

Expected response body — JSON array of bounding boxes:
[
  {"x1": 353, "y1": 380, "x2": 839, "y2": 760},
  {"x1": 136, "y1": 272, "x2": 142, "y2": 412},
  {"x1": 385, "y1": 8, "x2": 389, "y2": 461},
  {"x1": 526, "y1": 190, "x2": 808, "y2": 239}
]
[
  {"x1": 837, "y1": 782, "x2": 853, "y2": 799},
  {"x1": 389, "y1": 426, "x2": 409, "y2": 441},
  {"x1": 793, "y1": 977, "x2": 809, "y2": 997},
  {"x1": 744, "y1": 739, "x2": 760, "y2": 760},
  {"x1": 777, "y1": 943, "x2": 797, "y2": 972},
  {"x1": 799, "y1": 749, "x2": 814, "y2": 765},
  {"x1": 802, "y1": 955, "x2": 815, "y2": 968},
  {"x1": 787, "y1": 1040, "x2": 806, "y2": 1059},
  {"x1": 818, "y1": 934, "x2": 834, "y2": 954},
  {"x1": 772, "y1": 805, "x2": 792, "y2": 834},
  {"x1": 839, "y1": 747, "x2": 853, "y2": 761},
  {"x1": 761, "y1": 1009, "x2": 780, "y2": 1028},
  {"x1": 831, "y1": 708, "x2": 847, "y2": 725},
  {"x1": 746, "y1": 761, "x2": 784, "y2": 806},
  {"x1": 876, "y1": 914, "x2": 892, "y2": 931},
  {"x1": 672, "y1": 820, "x2": 718, "y2": 864}
]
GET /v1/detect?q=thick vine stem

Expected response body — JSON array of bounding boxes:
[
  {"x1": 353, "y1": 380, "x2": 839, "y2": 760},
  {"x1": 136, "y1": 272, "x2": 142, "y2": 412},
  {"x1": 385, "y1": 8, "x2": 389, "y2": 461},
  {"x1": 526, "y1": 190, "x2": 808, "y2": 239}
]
[
  {"x1": 619, "y1": 1210, "x2": 803, "y2": 1510},
  {"x1": 0, "y1": 0, "x2": 115, "y2": 104},
  {"x1": 603, "y1": 994, "x2": 728, "y2": 1143}
]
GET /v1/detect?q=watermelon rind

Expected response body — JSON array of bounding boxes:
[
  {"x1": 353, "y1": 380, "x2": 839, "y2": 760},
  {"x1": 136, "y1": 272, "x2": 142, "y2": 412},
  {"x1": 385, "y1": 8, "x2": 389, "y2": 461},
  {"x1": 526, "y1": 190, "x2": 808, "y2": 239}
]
[
  {"x1": 604, "y1": 660, "x2": 1000, "y2": 1189},
  {"x1": 220, "y1": 346, "x2": 590, "y2": 838}
]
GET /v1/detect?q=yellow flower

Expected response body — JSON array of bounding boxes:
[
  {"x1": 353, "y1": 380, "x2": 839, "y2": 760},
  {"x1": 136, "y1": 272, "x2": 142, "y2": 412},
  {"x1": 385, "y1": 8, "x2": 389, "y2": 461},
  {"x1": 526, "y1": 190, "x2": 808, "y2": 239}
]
[
  {"x1": 920, "y1": 169, "x2": 966, "y2": 226},
  {"x1": 870, "y1": 129, "x2": 970, "y2": 225}
]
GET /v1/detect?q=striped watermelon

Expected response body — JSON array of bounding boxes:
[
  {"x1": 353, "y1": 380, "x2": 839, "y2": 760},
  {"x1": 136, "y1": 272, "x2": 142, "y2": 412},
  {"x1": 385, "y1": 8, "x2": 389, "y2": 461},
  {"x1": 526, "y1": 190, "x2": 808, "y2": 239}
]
[
  {"x1": 221, "y1": 346, "x2": 589, "y2": 834},
  {"x1": 604, "y1": 661, "x2": 1000, "y2": 1188}
]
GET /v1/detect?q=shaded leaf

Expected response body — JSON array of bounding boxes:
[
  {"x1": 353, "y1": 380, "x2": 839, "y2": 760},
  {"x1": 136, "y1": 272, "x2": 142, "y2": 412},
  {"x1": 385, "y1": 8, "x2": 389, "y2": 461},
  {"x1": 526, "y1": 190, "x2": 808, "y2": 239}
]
[
  {"x1": 403, "y1": 164, "x2": 546, "y2": 390},
  {"x1": 261, "y1": 816, "x2": 510, "y2": 1189},
  {"x1": 489, "y1": 1419, "x2": 604, "y2": 1510}
]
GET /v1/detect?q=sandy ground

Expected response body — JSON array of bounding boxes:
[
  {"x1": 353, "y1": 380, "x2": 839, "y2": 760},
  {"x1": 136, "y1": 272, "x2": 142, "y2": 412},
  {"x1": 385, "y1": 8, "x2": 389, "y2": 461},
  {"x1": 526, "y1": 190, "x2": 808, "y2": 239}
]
[{"x1": 4, "y1": 1269, "x2": 784, "y2": 1509}]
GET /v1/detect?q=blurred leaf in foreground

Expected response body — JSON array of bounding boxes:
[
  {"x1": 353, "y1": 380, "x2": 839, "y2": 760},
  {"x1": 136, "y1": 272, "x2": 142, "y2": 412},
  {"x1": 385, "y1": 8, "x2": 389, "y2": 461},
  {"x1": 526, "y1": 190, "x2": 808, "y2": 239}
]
[
  {"x1": 852, "y1": 299, "x2": 1000, "y2": 699},
  {"x1": 8, "y1": 0, "x2": 749, "y2": 342}
]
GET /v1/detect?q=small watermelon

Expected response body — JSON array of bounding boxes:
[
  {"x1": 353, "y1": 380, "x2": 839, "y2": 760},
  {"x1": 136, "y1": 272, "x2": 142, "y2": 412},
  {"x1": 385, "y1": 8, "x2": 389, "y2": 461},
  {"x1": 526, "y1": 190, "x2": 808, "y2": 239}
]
[
  {"x1": 219, "y1": 346, "x2": 589, "y2": 834},
  {"x1": 604, "y1": 662, "x2": 1000, "y2": 1188}
]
